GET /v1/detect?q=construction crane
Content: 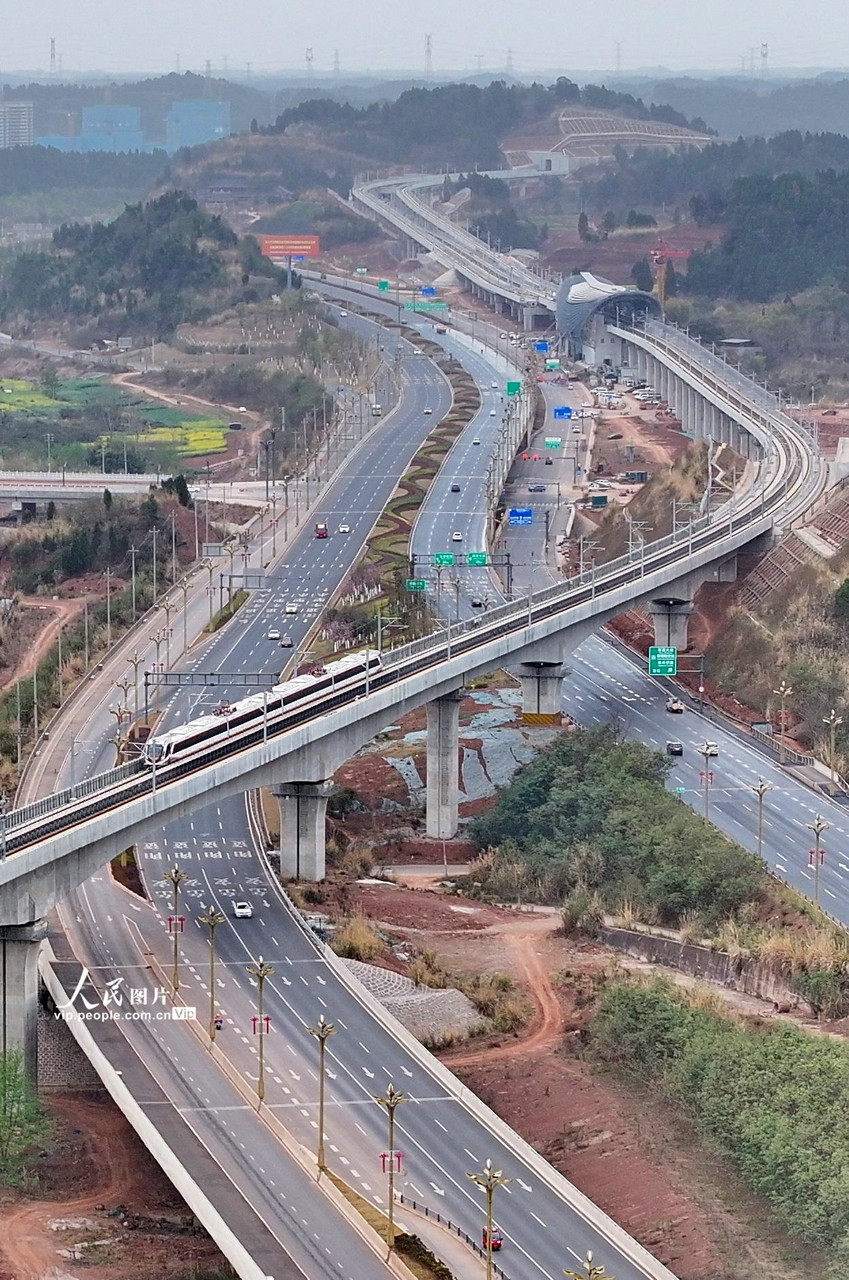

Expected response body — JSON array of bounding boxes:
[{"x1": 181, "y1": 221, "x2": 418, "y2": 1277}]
[{"x1": 651, "y1": 238, "x2": 690, "y2": 309}]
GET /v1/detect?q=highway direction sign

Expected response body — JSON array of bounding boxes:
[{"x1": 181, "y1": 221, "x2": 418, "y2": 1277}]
[
  {"x1": 404, "y1": 300, "x2": 448, "y2": 312},
  {"x1": 545, "y1": 358, "x2": 561, "y2": 370},
  {"x1": 378, "y1": 280, "x2": 390, "y2": 291},
  {"x1": 406, "y1": 578, "x2": 427, "y2": 592},
  {"x1": 509, "y1": 507, "x2": 533, "y2": 526},
  {"x1": 544, "y1": 437, "x2": 562, "y2": 449},
  {"x1": 535, "y1": 340, "x2": 549, "y2": 352},
  {"x1": 648, "y1": 646, "x2": 678, "y2": 676},
  {"x1": 434, "y1": 552, "x2": 456, "y2": 566},
  {"x1": 553, "y1": 405, "x2": 573, "y2": 420},
  {"x1": 468, "y1": 551, "x2": 488, "y2": 566},
  {"x1": 506, "y1": 380, "x2": 521, "y2": 396},
  {"x1": 421, "y1": 286, "x2": 437, "y2": 296},
  {"x1": 355, "y1": 266, "x2": 368, "y2": 275}
]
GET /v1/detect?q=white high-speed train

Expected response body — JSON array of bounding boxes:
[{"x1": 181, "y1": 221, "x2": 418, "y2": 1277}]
[{"x1": 143, "y1": 650, "x2": 382, "y2": 767}]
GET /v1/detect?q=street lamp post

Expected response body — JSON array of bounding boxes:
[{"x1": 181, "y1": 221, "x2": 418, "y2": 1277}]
[
  {"x1": 807, "y1": 814, "x2": 831, "y2": 907},
  {"x1": 199, "y1": 908, "x2": 225, "y2": 1041},
  {"x1": 308, "y1": 1014, "x2": 336, "y2": 1171},
  {"x1": 162, "y1": 866, "x2": 189, "y2": 992},
  {"x1": 697, "y1": 742, "x2": 714, "y2": 820},
  {"x1": 772, "y1": 679, "x2": 793, "y2": 764},
  {"x1": 564, "y1": 1251, "x2": 616, "y2": 1280},
  {"x1": 751, "y1": 777, "x2": 774, "y2": 861},
  {"x1": 247, "y1": 955, "x2": 274, "y2": 1102},
  {"x1": 467, "y1": 1158, "x2": 510, "y2": 1280},
  {"x1": 374, "y1": 1084, "x2": 406, "y2": 1250},
  {"x1": 127, "y1": 651, "x2": 144, "y2": 718},
  {"x1": 823, "y1": 708, "x2": 843, "y2": 794}
]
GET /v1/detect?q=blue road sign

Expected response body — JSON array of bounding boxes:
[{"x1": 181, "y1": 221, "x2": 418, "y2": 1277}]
[
  {"x1": 421, "y1": 286, "x2": 437, "y2": 296},
  {"x1": 535, "y1": 340, "x2": 549, "y2": 352},
  {"x1": 508, "y1": 507, "x2": 534, "y2": 526},
  {"x1": 553, "y1": 406, "x2": 573, "y2": 420},
  {"x1": 291, "y1": 255, "x2": 305, "y2": 261}
]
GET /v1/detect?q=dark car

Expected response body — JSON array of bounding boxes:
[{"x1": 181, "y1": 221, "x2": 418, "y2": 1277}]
[
  {"x1": 665, "y1": 741, "x2": 684, "y2": 756},
  {"x1": 450, "y1": 483, "x2": 461, "y2": 493},
  {"x1": 529, "y1": 483, "x2": 546, "y2": 493},
  {"x1": 279, "y1": 634, "x2": 294, "y2": 648},
  {"x1": 470, "y1": 597, "x2": 485, "y2": 608},
  {"x1": 545, "y1": 456, "x2": 553, "y2": 465}
]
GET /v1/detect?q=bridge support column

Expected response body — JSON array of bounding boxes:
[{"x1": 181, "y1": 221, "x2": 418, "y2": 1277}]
[
  {"x1": 1, "y1": 920, "x2": 47, "y2": 1081},
  {"x1": 648, "y1": 600, "x2": 694, "y2": 651},
  {"x1": 273, "y1": 781, "x2": 335, "y2": 881},
  {"x1": 518, "y1": 662, "x2": 566, "y2": 726},
  {"x1": 426, "y1": 690, "x2": 464, "y2": 839}
]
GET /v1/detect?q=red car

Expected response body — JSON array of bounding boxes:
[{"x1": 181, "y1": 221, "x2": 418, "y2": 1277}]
[{"x1": 482, "y1": 1228, "x2": 503, "y2": 1251}]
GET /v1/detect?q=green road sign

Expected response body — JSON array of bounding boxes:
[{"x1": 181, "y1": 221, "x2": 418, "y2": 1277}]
[
  {"x1": 434, "y1": 552, "x2": 456, "y2": 567},
  {"x1": 403, "y1": 300, "x2": 448, "y2": 312},
  {"x1": 648, "y1": 645, "x2": 678, "y2": 676},
  {"x1": 674, "y1": 786, "x2": 686, "y2": 795},
  {"x1": 506, "y1": 380, "x2": 521, "y2": 396},
  {"x1": 544, "y1": 436, "x2": 562, "y2": 449},
  {"x1": 378, "y1": 279, "x2": 390, "y2": 291},
  {"x1": 355, "y1": 266, "x2": 368, "y2": 275},
  {"x1": 545, "y1": 358, "x2": 561, "y2": 370},
  {"x1": 406, "y1": 578, "x2": 427, "y2": 592},
  {"x1": 468, "y1": 551, "x2": 488, "y2": 566}
]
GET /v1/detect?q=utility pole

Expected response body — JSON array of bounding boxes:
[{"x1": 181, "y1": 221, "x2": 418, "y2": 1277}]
[
  {"x1": 247, "y1": 956, "x2": 274, "y2": 1101},
  {"x1": 199, "y1": 909, "x2": 225, "y2": 1042},
  {"x1": 129, "y1": 545, "x2": 138, "y2": 620},
  {"x1": 424, "y1": 33, "x2": 433, "y2": 78},
  {"x1": 751, "y1": 777, "x2": 773, "y2": 862},
  {"x1": 150, "y1": 525, "x2": 158, "y2": 603},
  {"x1": 374, "y1": 1085, "x2": 406, "y2": 1249},
  {"x1": 807, "y1": 815, "x2": 831, "y2": 907},
  {"x1": 163, "y1": 866, "x2": 188, "y2": 992},
  {"x1": 823, "y1": 708, "x2": 843, "y2": 794},
  {"x1": 467, "y1": 1159, "x2": 510, "y2": 1280},
  {"x1": 698, "y1": 742, "x2": 714, "y2": 820},
  {"x1": 772, "y1": 679, "x2": 793, "y2": 764},
  {"x1": 170, "y1": 509, "x2": 177, "y2": 583},
  {"x1": 105, "y1": 567, "x2": 112, "y2": 649},
  {"x1": 308, "y1": 1015, "x2": 336, "y2": 1171}
]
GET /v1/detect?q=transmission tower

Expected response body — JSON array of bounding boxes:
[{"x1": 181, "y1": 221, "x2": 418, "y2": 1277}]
[
  {"x1": 474, "y1": 53, "x2": 483, "y2": 74},
  {"x1": 614, "y1": 40, "x2": 623, "y2": 76},
  {"x1": 506, "y1": 47, "x2": 514, "y2": 74},
  {"x1": 305, "y1": 47, "x2": 314, "y2": 78},
  {"x1": 424, "y1": 34, "x2": 433, "y2": 79},
  {"x1": 333, "y1": 48, "x2": 340, "y2": 77},
  {"x1": 49, "y1": 38, "x2": 56, "y2": 77},
  {"x1": 760, "y1": 42, "x2": 769, "y2": 77}
]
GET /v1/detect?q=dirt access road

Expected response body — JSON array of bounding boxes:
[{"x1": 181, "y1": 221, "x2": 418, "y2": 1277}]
[{"x1": 0, "y1": 1093, "x2": 222, "y2": 1280}]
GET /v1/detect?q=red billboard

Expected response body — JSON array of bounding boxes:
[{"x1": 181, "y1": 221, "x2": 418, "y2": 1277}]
[{"x1": 260, "y1": 234, "x2": 321, "y2": 260}]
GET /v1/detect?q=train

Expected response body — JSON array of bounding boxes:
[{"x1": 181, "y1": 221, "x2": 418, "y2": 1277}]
[{"x1": 142, "y1": 650, "x2": 382, "y2": 767}]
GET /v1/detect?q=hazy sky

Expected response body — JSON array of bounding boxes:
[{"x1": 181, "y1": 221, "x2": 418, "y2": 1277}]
[{"x1": 6, "y1": 0, "x2": 849, "y2": 78}]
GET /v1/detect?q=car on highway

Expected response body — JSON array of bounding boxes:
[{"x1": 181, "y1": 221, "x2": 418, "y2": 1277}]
[
  {"x1": 472, "y1": 437, "x2": 481, "y2": 445},
  {"x1": 232, "y1": 901, "x2": 253, "y2": 919},
  {"x1": 451, "y1": 530, "x2": 463, "y2": 541},
  {"x1": 491, "y1": 381, "x2": 499, "y2": 389},
  {"x1": 529, "y1": 483, "x2": 546, "y2": 492},
  {"x1": 338, "y1": 523, "x2": 351, "y2": 534},
  {"x1": 470, "y1": 597, "x2": 485, "y2": 608},
  {"x1": 267, "y1": 628, "x2": 281, "y2": 640},
  {"x1": 666, "y1": 699, "x2": 685, "y2": 713},
  {"x1": 284, "y1": 602, "x2": 299, "y2": 614},
  {"x1": 450, "y1": 483, "x2": 461, "y2": 493},
  {"x1": 499, "y1": 331, "x2": 508, "y2": 339},
  {"x1": 489, "y1": 409, "x2": 497, "y2": 416},
  {"x1": 545, "y1": 456, "x2": 553, "y2": 465},
  {"x1": 666, "y1": 740, "x2": 684, "y2": 756},
  {"x1": 279, "y1": 634, "x2": 294, "y2": 648},
  {"x1": 338, "y1": 310, "x2": 348, "y2": 317},
  {"x1": 703, "y1": 741, "x2": 719, "y2": 756},
  {"x1": 424, "y1": 407, "x2": 433, "y2": 414}
]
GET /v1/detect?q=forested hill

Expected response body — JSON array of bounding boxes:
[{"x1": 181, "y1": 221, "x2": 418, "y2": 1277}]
[
  {"x1": 585, "y1": 130, "x2": 849, "y2": 220},
  {"x1": 685, "y1": 168, "x2": 849, "y2": 300},
  {"x1": 0, "y1": 191, "x2": 280, "y2": 337},
  {"x1": 263, "y1": 78, "x2": 711, "y2": 168}
]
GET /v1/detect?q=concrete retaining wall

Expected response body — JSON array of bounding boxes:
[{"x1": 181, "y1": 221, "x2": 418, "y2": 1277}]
[{"x1": 600, "y1": 927, "x2": 797, "y2": 1005}]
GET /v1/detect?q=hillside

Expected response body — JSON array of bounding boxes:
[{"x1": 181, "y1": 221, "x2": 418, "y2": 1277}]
[{"x1": 0, "y1": 191, "x2": 286, "y2": 341}]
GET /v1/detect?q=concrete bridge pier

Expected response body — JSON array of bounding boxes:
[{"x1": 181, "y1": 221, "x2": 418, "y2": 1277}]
[
  {"x1": 518, "y1": 662, "x2": 567, "y2": 725},
  {"x1": 426, "y1": 689, "x2": 464, "y2": 839},
  {"x1": 648, "y1": 599, "x2": 695, "y2": 651},
  {"x1": 273, "y1": 781, "x2": 335, "y2": 882},
  {"x1": 1, "y1": 920, "x2": 47, "y2": 1080}
]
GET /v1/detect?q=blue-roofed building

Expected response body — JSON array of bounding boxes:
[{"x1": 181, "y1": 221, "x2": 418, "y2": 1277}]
[
  {"x1": 80, "y1": 104, "x2": 145, "y2": 153},
  {"x1": 555, "y1": 271, "x2": 659, "y2": 364},
  {"x1": 165, "y1": 101, "x2": 230, "y2": 152}
]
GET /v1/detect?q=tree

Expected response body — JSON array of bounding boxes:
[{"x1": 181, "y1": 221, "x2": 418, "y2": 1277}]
[
  {"x1": 0, "y1": 1050, "x2": 51, "y2": 1185},
  {"x1": 102, "y1": 488, "x2": 113, "y2": 511},
  {"x1": 834, "y1": 576, "x2": 849, "y2": 620},
  {"x1": 631, "y1": 258, "x2": 655, "y2": 293},
  {"x1": 600, "y1": 210, "x2": 617, "y2": 234},
  {"x1": 45, "y1": 500, "x2": 55, "y2": 521},
  {"x1": 577, "y1": 212, "x2": 590, "y2": 242}
]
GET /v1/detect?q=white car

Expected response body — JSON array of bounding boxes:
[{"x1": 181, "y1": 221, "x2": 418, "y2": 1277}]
[
  {"x1": 499, "y1": 332, "x2": 508, "y2": 339},
  {"x1": 489, "y1": 409, "x2": 497, "y2": 416},
  {"x1": 285, "y1": 602, "x2": 299, "y2": 615},
  {"x1": 452, "y1": 531, "x2": 463, "y2": 542},
  {"x1": 232, "y1": 901, "x2": 253, "y2": 919},
  {"x1": 472, "y1": 437, "x2": 481, "y2": 445},
  {"x1": 424, "y1": 407, "x2": 433, "y2": 415},
  {"x1": 267, "y1": 628, "x2": 281, "y2": 640},
  {"x1": 491, "y1": 382, "x2": 499, "y2": 389},
  {"x1": 338, "y1": 309, "x2": 348, "y2": 317},
  {"x1": 338, "y1": 523, "x2": 351, "y2": 534}
]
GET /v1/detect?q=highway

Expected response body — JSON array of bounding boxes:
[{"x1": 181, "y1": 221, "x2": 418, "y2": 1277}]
[{"x1": 13, "y1": 269, "x2": 835, "y2": 1280}]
